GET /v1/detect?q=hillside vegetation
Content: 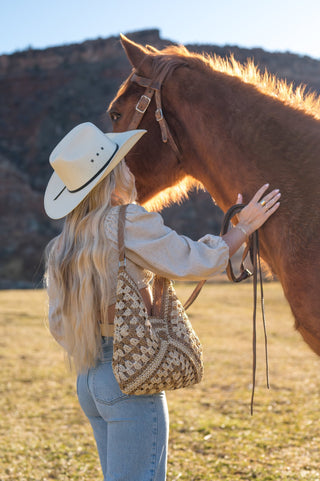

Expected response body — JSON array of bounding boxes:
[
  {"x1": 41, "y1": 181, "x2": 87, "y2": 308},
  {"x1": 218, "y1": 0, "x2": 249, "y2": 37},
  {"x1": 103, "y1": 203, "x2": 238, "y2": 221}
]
[{"x1": 1, "y1": 29, "x2": 320, "y2": 286}]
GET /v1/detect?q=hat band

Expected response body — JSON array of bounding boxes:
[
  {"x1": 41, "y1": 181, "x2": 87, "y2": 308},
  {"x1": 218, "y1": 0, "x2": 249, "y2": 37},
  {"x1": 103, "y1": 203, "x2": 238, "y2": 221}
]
[{"x1": 53, "y1": 144, "x2": 119, "y2": 201}]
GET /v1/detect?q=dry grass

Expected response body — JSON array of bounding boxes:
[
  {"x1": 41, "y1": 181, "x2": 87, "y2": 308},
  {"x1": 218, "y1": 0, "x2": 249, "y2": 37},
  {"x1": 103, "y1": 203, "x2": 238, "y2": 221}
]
[{"x1": 1, "y1": 283, "x2": 320, "y2": 480}]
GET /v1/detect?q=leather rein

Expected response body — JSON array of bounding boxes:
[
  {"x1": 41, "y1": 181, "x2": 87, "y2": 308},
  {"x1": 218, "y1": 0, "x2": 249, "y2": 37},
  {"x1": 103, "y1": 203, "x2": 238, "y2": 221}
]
[
  {"x1": 221, "y1": 204, "x2": 270, "y2": 414},
  {"x1": 184, "y1": 204, "x2": 270, "y2": 414},
  {"x1": 128, "y1": 66, "x2": 269, "y2": 413}
]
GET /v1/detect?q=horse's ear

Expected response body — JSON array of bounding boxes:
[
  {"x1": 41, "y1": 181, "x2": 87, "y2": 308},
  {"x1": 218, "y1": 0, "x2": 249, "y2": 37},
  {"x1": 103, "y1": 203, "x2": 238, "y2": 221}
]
[
  {"x1": 120, "y1": 34, "x2": 150, "y2": 70},
  {"x1": 146, "y1": 44, "x2": 159, "y2": 53}
]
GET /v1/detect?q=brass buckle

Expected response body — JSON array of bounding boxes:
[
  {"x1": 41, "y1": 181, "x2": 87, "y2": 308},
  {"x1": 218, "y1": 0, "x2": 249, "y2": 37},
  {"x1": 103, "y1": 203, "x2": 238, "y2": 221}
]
[
  {"x1": 155, "y1": 108, "x2": 163, "y2": 122},
  {"x1": 136, "y1": 95, "x2": 151, "y2": 114}
]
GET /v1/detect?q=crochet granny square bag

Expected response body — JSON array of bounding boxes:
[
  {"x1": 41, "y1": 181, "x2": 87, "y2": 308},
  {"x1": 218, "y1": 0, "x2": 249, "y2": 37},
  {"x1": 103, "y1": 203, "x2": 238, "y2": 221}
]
[{"x1": 112, "y1": 204, "x2": 204, "y2": 395}]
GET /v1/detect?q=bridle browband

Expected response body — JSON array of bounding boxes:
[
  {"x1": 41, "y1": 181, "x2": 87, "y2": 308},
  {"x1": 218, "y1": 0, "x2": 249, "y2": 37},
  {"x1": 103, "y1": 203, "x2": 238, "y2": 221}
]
[{"x1": 128, "y1": 65, "x2": 182, "y2": 161}]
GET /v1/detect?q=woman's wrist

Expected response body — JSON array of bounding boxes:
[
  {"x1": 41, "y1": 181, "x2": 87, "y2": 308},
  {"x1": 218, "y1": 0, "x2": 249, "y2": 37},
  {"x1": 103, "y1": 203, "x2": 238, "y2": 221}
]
[{"x1": 235, "y1": 223, "x2": 250, "y2": 241}]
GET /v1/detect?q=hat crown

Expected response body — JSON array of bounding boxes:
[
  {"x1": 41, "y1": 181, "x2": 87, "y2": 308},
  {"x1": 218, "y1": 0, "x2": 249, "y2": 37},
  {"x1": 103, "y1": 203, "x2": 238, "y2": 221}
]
[
  {"x1": 50, "y1": 123, "x2": 118, "y2": 192},
  {"x1": 44, "y1": 124, "x2": 146, "y2": 220}
]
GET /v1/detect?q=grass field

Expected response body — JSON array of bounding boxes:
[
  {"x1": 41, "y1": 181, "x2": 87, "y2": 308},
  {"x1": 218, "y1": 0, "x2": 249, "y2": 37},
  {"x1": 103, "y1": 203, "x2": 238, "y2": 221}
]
[{"x1": 1, "y1": 283, "x2": 320, "y2": 481}]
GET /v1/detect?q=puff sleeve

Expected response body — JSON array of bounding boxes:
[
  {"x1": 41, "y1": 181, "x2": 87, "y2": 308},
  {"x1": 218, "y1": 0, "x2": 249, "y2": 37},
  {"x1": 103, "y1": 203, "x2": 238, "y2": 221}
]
[{"x1": 107, "y1": 204, "x2": 229, "y2": 281}]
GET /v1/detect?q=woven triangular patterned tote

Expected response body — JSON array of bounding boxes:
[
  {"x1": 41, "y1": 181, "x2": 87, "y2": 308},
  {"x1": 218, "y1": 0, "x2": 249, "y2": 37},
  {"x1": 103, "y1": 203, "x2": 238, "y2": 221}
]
[{"x1": 112, "y1": 205, "x2": 204, "y2": 395}]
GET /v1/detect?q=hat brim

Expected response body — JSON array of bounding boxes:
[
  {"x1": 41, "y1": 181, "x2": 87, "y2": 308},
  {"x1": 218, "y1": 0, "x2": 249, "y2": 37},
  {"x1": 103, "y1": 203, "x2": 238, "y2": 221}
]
[{"x1": 44, "y1": 129, "x2": 146, "y2": 219}]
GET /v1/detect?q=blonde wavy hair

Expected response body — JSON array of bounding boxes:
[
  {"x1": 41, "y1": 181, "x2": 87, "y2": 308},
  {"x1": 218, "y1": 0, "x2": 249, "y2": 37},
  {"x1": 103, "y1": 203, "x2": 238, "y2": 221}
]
[{"x1": 45, "y1": 160, "x2": 137, "y2": 373}]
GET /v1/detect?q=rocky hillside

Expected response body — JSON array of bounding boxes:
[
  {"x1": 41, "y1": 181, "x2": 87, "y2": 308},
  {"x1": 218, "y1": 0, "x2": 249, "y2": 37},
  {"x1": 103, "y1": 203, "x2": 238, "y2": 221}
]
[{"x1": 1, "y1": 29, "x2": 319, "y2": 287}]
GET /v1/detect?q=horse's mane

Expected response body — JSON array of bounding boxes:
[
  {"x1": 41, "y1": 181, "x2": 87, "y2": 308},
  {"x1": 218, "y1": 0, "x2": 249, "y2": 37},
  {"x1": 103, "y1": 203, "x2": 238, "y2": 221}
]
[{"x1": 156, "y1": 45, "x2": 320, "y2": 120}]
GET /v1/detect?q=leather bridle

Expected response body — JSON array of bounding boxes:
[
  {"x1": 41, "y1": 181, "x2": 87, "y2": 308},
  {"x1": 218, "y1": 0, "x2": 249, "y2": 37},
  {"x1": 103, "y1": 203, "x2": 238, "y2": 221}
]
[{"x1": 127, "y1": 65, "x2": 182, "y2": 161}]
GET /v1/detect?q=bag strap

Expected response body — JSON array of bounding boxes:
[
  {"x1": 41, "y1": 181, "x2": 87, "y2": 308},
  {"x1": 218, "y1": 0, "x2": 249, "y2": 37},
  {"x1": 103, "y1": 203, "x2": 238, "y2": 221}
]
[
  {"x1": 183, "y1": 280, "x2": 206, "y2": 310},
  {"x1": 117, "y1": 204, "x2": 167, "y2": 317},
  {"x1": 100, "y1": 205, "x2": 127, "y2": 335},
  {"x1": 118, "y1": 204, "x2": 127, "y2": 272}
]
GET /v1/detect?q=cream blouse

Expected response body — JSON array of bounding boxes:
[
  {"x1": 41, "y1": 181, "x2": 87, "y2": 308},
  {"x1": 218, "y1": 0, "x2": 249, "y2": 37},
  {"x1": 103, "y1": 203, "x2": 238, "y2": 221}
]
[{"x1": 48, "y1": 203, "x2": 229, "y2": 347}]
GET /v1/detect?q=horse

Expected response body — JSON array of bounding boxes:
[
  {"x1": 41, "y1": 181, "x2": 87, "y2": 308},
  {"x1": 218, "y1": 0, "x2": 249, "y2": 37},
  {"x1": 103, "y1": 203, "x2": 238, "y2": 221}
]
[{"x1": 108, "y1": 34, "x2": 320, "y2": 356}]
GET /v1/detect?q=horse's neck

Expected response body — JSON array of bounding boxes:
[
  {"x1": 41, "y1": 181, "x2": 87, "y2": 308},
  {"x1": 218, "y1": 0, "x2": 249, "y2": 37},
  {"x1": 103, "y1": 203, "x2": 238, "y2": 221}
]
[
  {"x1": 173, "y1": 69, "x2": 320, "y2": 275},
  {"x1": 178, "y1": 70, "x2": 319, "y2": 212}
]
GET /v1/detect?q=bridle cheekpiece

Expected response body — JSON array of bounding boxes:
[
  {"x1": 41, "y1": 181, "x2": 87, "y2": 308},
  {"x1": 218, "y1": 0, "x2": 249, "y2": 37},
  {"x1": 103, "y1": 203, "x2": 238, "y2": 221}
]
[{"x1": 127, "y1": 66, "x2": 181, "y2": 161}]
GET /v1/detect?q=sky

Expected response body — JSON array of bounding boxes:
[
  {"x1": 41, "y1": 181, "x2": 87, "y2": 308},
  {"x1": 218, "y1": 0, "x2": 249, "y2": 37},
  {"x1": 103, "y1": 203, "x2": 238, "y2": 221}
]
[{"x1": 1, "y1": 0, "x2": 320, "y2": 59}]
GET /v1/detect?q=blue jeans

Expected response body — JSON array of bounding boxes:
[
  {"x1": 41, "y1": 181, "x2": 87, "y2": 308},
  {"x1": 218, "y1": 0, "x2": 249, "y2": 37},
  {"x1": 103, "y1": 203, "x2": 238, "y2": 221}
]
[{"x1": 77, "y1": 338, "x2": 169, "y2": 481}]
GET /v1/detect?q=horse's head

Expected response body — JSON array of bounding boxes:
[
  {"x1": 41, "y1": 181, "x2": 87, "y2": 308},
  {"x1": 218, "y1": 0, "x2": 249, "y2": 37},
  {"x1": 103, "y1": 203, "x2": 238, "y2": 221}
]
[{"x1": 108, "y1": 35, "x2": 192, "y2": 207}]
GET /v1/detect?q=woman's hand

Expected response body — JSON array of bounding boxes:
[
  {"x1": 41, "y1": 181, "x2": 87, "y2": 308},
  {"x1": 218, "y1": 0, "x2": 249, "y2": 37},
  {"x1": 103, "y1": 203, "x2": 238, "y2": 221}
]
[
  {"x1": 236, "y1": 183, "x2": 281, "y2": 237},
  {"x1": 222, "y1": 183, "x2": 280, "y2": 257}
]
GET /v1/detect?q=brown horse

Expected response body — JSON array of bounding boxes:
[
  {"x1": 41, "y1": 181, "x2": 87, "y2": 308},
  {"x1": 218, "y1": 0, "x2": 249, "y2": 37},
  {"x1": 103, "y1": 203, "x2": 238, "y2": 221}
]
[{"x1": 108, "y1": 35, "x2": 320, "y2": 356}]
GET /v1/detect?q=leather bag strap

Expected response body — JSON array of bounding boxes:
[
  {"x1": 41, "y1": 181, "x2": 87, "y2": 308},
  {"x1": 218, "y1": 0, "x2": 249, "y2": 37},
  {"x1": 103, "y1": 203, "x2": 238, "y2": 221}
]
[
  {"x1": 117, "y1": 204, "x2": 165, "y2": 317},
  {"x1": 118, "y1": 205, "x2": 127, "y2": 271},
  {"x1": 100, "y1": 205, "x2": 127, "y2": 335},
  {"x1": 183, "y1": 280, "x2": 206, "y2": 310}
]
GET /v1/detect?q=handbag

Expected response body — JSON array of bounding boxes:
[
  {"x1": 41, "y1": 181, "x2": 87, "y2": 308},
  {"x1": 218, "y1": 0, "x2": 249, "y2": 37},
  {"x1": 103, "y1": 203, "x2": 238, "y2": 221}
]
[{"x1": 111, "y1": 204, "x2": 204, "y2": 395}]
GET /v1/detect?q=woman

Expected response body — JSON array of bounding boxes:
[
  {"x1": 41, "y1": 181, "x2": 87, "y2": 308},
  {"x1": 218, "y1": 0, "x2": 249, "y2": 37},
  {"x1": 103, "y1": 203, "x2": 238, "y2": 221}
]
[{"x1": 45, "y1": 122, "x2": 280, "y2": 481}]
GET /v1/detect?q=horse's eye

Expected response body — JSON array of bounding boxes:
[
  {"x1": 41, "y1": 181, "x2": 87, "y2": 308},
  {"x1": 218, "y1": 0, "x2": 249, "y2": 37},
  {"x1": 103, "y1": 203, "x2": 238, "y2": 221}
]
[{"x1": 109, "y1": 111, "x2": 121, "y2": 122}]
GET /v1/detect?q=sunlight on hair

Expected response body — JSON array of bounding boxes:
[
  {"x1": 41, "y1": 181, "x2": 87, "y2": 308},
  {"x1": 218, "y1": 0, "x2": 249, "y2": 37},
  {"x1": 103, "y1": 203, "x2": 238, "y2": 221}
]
[
  {"x1": 143, "y1": 175, "x2": 204, "y2": 212},
  {"x1": 154, "y1": 45, "x2": 320, "y2": 120},
  {"x1": 205, "y1": 53, "x2": 320, "y2": 120}
]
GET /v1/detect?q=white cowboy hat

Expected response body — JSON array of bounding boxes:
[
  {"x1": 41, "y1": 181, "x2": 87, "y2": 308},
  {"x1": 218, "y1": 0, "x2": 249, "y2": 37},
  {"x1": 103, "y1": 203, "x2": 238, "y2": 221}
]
[{"x1": 44, "y1": 122, "x2": 146, "y2": 219}]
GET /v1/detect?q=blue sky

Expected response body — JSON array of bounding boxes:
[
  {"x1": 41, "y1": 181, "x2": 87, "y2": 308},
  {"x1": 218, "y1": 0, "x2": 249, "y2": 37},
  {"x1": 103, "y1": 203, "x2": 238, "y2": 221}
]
[{"x1": 1, "y1": 0, "x2": 320, "y2": 59}]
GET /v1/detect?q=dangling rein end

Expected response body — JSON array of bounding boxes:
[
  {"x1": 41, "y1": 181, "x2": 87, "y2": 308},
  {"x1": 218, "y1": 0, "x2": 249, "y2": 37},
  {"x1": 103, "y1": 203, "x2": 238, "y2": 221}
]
[
  {"x1": 183, "y1": 203, "x2": 270, "y2": 414},
  {"x1": 221, "y1": 204, "x2": 270, "y2": 416}
]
